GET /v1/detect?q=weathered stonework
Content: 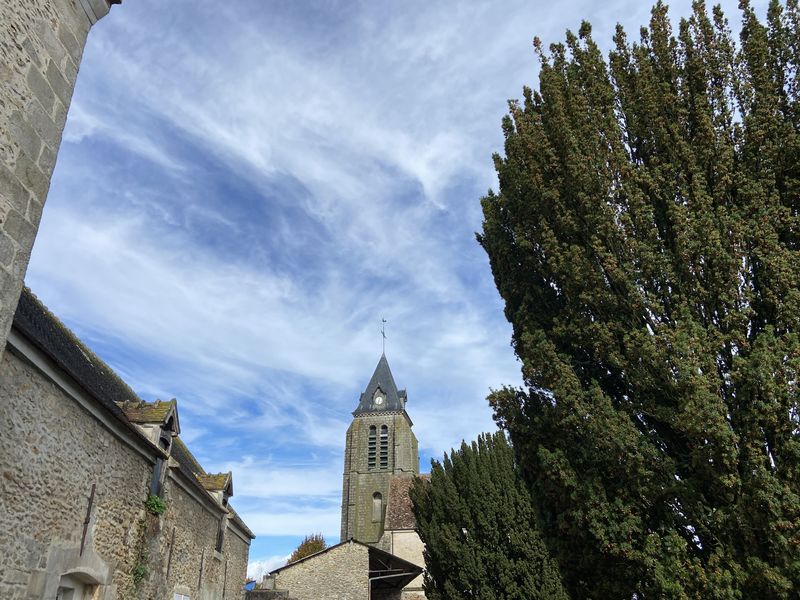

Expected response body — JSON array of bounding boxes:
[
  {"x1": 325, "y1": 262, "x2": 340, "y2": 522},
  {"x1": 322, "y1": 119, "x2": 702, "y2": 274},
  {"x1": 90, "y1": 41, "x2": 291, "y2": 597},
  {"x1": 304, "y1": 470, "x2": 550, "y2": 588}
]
[
  {"x1": 336, "y1": 357, "x2": 426, "y2": 599},
  {"x1": 0, "y1": 0, "x2": 117, "y2": 357},
  {"x1": 266, "y1": 540, "x2": 420, "y2": 600},
  {"x1": 152, "y1": 469, "x2": 252, "y2": 600},
  {"x1": 0, "y1": 290, "x2": 253, "y2": 599},
  {"x1": 380, "y1": 530, "x2": 425, "y2": 598},
  {"x1": 272, "y1": 541, "x2": 369, "y2": 600},
  {"x1": 0, "y1": 3, "x2": 259, "y2": 595},
  {"x1": 340, "y1": 412, "x2": 419, "y2": 545},
  {"x1": 0, "y1": 346, "x2": 153, "y2": 599}
]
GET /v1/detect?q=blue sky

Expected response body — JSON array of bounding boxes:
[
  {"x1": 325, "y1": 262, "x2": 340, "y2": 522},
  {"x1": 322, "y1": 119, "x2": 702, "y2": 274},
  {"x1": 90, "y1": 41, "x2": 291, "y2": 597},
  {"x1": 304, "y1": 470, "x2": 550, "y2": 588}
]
[{"x1": 27, "y1": 0, "x2": 768, "y2": 578}]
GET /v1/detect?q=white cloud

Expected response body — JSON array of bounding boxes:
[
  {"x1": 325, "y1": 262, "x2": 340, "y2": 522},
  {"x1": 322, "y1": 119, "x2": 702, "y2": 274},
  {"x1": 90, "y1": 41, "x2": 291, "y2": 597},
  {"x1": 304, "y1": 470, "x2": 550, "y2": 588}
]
[
  {"x1": 63, "y1": 102, "x2": 185, "y2": 172},
  {"x1": 204, "y1": 456, "x2": 343, "y2": 500},
  {"x1": 247, "y1": 555, "x2": 290, "y2": 580},
  {"x1": 242, "y1": 506, "x2": 341, "y2": 539},
  {"x1": 30, "y1": 0, "x2": 769, "y2": 562}
]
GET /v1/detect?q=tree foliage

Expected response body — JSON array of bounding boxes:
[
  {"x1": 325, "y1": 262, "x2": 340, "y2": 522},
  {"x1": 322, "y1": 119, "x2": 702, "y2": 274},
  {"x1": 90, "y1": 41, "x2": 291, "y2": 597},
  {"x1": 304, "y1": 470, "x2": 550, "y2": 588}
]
[
  {"x1": 478, "y1": 1, "x2": 800, "y2": 598},
  {"x1": 287, "y1": 533, "x2": 327, "y2": 564},
  {"x1": 410, "y1": 432, "x2": 567, "y2": 600}
]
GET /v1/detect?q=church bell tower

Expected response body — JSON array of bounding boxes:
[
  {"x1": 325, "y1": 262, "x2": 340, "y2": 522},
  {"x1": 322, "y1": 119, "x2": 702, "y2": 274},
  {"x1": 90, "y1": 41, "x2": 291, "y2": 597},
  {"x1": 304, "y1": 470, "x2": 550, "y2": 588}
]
[{"x1": 340, "y1": 354, "x2": 419, "y2": 545}]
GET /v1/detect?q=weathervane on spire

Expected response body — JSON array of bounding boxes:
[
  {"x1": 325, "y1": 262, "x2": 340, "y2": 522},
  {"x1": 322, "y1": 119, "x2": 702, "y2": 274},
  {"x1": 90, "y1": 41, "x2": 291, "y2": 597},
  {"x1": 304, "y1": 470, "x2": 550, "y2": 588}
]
[{"x1": 381, "y1": 317, "x2": 387, "y2": 355}]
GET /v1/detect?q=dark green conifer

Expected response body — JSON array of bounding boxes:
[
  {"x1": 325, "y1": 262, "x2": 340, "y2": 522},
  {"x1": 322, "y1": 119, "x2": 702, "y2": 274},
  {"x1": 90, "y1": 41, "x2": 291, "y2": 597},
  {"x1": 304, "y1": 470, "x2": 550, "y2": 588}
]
[
  {"x1": 479, "y1": 2, "x2": 800, "y2": 598},
  {"x1": 410, "y1": 432, "x2": 567, "y2": 600}
]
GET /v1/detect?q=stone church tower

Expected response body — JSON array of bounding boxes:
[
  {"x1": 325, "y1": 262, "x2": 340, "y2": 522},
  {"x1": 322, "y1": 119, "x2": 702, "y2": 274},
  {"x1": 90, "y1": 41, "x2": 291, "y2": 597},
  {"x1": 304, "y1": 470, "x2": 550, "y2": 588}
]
[{"x1": 340, "y1": 353, "x2": 419, "y2": 545}]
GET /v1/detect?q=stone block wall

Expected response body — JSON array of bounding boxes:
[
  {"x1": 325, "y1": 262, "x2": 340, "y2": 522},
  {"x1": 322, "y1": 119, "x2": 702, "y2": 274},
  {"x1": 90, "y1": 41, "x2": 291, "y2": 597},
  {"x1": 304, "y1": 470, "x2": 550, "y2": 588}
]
[
  {"x1": 373, "y1": 590, "x2": 403, "y2": 600},
  {"x1": 0, "y1": 333, "x2": 252, "y2": 599},
  {"x1": 160, "y1": 475, "x2": 225, "y2": 599},
  {"x1": 341, "y1": 413, "x2": 418, "y2": 544},
  {"x1": 223, "y1": 517, "x2": 252, "y2": 600},
  {"x1": 245, "y1": 591, "x2": 288, "y2": 600},
  {"x1": 0, "y1": 0, "x2": 113, "y2": 356},
  {"x1": 381, "y1": 531, "x2": 424, "y2": 595},
  {"x1": 153, "y1": 474, "x2": 250, "y2": 600},
  {"x1": 0, "y1": 346, "x2": 155, "y2": 599},
  {"x1": 272, "y1": 541, "x2": 369, "y2": 600}
]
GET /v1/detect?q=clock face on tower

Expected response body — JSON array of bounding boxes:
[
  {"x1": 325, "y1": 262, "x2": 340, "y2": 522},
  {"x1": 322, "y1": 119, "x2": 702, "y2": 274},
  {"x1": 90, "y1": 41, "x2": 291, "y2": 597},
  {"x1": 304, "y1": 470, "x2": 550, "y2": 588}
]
[{"x1": 374, "y1": 395, "x2": 384, "y2": 406}]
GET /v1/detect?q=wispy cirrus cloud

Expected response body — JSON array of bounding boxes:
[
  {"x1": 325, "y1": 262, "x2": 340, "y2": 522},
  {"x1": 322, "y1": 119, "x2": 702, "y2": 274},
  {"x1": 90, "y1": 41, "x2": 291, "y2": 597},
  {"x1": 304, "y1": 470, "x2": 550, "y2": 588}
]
[{"x1": 29, "y1": 0, "x2": 768, "y2": 562}]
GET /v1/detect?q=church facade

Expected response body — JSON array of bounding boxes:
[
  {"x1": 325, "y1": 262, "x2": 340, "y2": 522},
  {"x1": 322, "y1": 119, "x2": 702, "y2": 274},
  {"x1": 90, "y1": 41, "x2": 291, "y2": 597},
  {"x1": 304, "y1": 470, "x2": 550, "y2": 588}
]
[
  {"x1": 261, "y1": 355, "x2": 427, "y2": 600},
  {"x1": 340, "y1": 354, "x2": 426, "y2": 598},
  {"x1": 340, "y1": 353, "x2": 418, "y2": 545}
]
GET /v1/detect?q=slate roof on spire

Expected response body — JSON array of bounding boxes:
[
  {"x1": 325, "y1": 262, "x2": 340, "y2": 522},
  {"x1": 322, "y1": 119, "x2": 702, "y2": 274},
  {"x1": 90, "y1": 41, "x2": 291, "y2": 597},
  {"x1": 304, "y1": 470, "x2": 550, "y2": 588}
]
[{"x1": 353, "y1": 354, "x2": 407, "y2": 414}]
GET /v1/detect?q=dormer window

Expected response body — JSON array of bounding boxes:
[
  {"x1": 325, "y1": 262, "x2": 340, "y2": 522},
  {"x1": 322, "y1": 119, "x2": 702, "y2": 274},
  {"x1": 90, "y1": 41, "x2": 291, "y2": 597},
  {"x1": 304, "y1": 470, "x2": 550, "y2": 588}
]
[
  {"x1": 116, "y1": 399, "x2": 180, "y2": 454},
  {"x1": 196, "y1": 472, "x2": 234, "y2": 507}
]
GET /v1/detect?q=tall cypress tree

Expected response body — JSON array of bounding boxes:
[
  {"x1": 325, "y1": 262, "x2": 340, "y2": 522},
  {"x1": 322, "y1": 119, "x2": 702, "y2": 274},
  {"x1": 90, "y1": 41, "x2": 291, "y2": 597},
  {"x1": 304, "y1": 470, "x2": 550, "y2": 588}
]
[
  {"x1": 479, "y1": 2, "x2": 800, "y2": 598},
  {"x1": 410, "y1": 432, "x2": 567, "y2": 600}
]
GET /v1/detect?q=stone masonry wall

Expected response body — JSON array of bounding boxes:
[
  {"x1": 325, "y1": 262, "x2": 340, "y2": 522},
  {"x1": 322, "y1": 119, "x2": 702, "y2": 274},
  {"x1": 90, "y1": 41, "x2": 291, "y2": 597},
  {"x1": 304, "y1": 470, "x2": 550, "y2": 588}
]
[
  {"x1": 153, "y1": 474, "x2": 250, "y2": 600},
  {"x1": 383, "y1": 531, "x2": 424, "y2": 595},
  {"x1": 0, "y1": 0, "x2": 97, "y2": 356},
  {"x1": 0, "y1": 343, "x2": 252, "y2": 600},
  {"x1": 222, "y1": 518, "x2": 252, "y2": 600},
  {"x1": 341, "y1": 413, "x2": 418, "y2": 545},
  {"x1": 160, "y1": 476, "x2": 223, "y2": 600},
  {"x1": 373, "y1": 590, "x2": 402, "y2": 600},
  {"x1": 274, "y1": 541, "x2": 369, "y2": 600},
  {"x1": 0, "y1": 346, "x2": 156, "y2": 599}
]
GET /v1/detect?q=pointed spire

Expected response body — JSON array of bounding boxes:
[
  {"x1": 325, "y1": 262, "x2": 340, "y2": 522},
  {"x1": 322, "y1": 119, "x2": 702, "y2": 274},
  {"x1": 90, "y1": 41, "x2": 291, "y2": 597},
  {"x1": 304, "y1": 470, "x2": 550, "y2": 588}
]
[{"x1": 353, "y1": 354, "x2": 407, "y2": 414}]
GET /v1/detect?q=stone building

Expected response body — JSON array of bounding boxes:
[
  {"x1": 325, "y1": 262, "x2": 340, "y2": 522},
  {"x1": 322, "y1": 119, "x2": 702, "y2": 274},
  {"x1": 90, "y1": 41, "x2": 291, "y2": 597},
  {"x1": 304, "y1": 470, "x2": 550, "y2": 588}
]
[
  {"x1": 0, "y1": 3, "x2": 259, "y2": 598},
  {"x1": 0, "y1": 287, "x2": 254, "y2": 599},
  {"x1": 262, "y1": 540, "x2": 421, "y2": 600},
  {"x1": 378, "y1": 474, "x2": 428, "y2": 597},
  {"x1": 340, "y1": 354, "x2": 426, "y2": 599},
  {"x1": 0, "y1": 0, "x2": 124, "y2": 358},
  {"x1": 260, "y1": 355, "x2": 427, "y2": 600},
  {"x1": 340, "y1": 354, "x2": 418, "y2": 545}
]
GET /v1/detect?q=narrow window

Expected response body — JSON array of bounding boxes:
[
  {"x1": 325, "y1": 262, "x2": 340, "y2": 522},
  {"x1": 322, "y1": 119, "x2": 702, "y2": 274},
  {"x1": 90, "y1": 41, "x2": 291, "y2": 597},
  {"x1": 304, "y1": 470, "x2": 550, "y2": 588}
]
[
  {"x1": 215, "y1": 517, "x2": 226, "y2": 552},
  {"x1": 372, "y1": 492, "x2": 383, "y2": 522},
  {"x1": 150, "y1": 457, "x2": 167, "y2": 496},
  {"x1": 368, "y1": 426, "x2": 376, "y2": 469},
  {"x1": 379, "y1": 425, "x2": 388, "y2": 469}
]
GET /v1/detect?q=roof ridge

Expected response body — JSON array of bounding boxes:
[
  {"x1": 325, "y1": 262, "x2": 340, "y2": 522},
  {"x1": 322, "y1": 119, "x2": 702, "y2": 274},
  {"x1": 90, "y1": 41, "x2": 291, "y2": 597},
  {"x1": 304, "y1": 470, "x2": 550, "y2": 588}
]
[
  {"x1": 172, "y1": 436, "x2": 206, "y2": 476},
  {"x1": 19, "y1": 287, "x2": 142, "y2": 402}
]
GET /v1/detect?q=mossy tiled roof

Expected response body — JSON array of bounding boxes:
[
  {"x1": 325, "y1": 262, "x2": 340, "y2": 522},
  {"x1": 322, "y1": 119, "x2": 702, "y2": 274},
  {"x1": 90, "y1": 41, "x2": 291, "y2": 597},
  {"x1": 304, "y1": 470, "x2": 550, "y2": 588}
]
[
  {"x1": 196, "y1": 472, "x2": 232, "y2": 492},
  {"x1": 12, "y1": 288, "x2": 255, "y2": 540},
  {"x1": 385, "y1": 473, "x2": 429, "y2": 530},
  {"x1": 13, "y1": 288, "x2": 145, "y2": 435},
  {"x1": 170, "y1": 437, "x2": 202, "y2": 473},
  {"x1": 116, "y1": 399, "x2": 177, "y2": 424}
]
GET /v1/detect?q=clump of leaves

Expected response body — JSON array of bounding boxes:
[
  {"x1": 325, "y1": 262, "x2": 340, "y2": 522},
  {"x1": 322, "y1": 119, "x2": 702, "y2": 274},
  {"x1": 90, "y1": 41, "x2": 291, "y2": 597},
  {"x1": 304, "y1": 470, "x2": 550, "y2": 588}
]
[
  {"x1": 287, "y1": 533, "x2": 327, "y2": 564},
  {"x1": 144, "y1": 493, "x2": 166, "y2": 515},
  {"x1": 132, "y1": 559, "x2": 148, "y2": 585}
]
